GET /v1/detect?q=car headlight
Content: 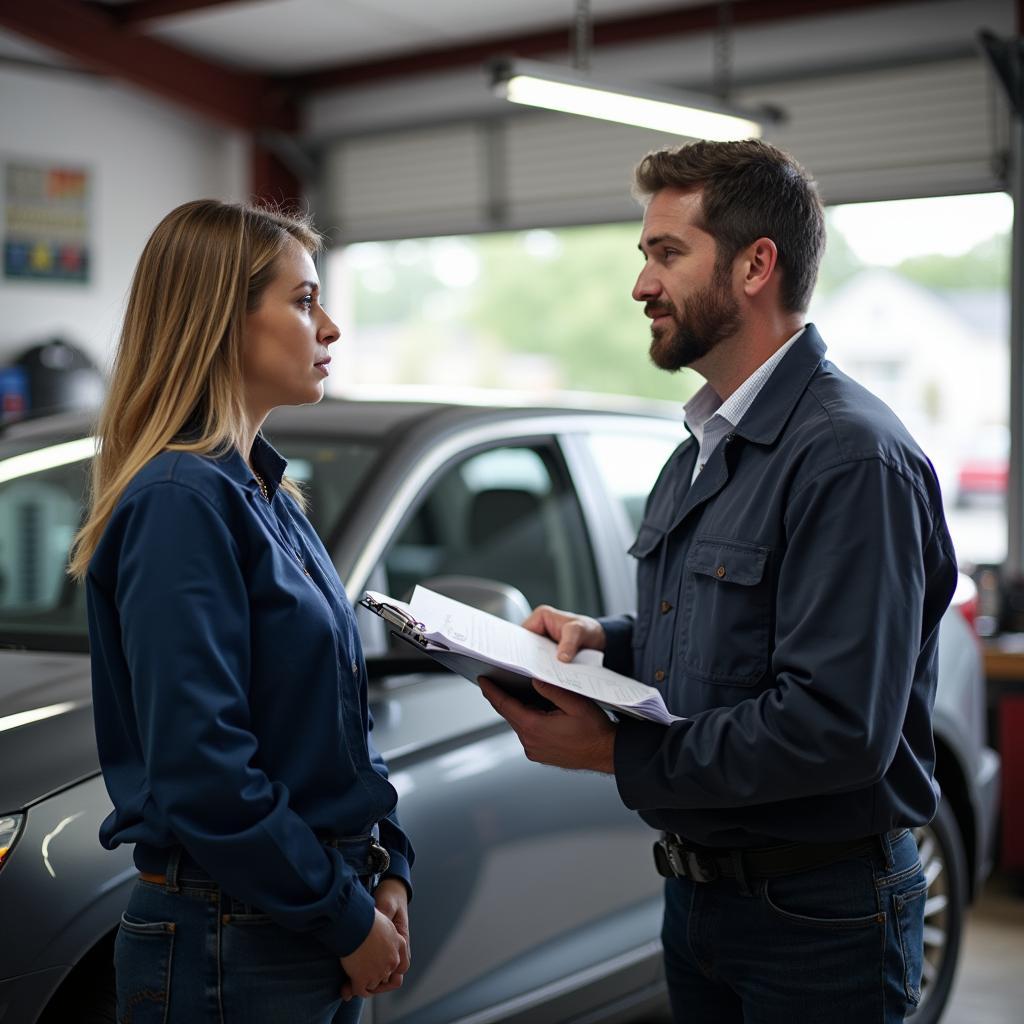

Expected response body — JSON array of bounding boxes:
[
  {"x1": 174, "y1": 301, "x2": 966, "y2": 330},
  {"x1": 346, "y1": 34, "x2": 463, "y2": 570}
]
[{"x1": 0, "y1": 814, "x2": 24, "y2": 870}]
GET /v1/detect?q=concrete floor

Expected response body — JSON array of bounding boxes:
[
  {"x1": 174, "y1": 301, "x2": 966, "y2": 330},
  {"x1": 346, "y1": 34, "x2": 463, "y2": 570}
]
[{"x1": 941, "y1": 871, "x2": 1024, "y2": 1023}]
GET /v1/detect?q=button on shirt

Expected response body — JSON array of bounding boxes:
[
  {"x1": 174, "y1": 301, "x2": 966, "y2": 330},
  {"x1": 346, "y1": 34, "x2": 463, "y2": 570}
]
[{"x1": 86, "y1": 435, "x2": 413, "y2": 957}]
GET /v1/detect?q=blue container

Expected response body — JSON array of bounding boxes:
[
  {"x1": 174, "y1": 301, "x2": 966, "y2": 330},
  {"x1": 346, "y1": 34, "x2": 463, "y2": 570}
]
[{"x1": 0, "y1": 364, "x2": 29, "y2": 423}]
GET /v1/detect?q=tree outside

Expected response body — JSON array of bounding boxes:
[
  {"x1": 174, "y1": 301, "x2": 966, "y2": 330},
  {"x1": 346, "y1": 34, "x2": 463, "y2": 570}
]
[
  {"x1": 333, "y1": 224, "x2": 702, "y2": 404},
  {"x1": 328, "y1": 198, "x2": 1008, "y2": 415}
]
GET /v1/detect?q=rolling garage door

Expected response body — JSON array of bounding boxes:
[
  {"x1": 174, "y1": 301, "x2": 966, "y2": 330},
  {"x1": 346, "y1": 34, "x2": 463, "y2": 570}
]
[{"x1": 320, "y1": 55, "x2": 1006, "y2": 243}]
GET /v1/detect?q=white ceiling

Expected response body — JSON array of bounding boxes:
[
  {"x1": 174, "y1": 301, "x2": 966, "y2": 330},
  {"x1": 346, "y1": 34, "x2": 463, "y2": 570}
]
[
  {"x1": 113, "y1": 0, "x2": 713, "y2": 74},
  {"x1": 3, "y1": 1, "x2": 1014, "y2": 88},
  {"x1": 302, "y1": 0, "x2": 1013, "y2": 140},
  {"x1": 0, "y1": 0, "x2": 1015, "y2": 144}
]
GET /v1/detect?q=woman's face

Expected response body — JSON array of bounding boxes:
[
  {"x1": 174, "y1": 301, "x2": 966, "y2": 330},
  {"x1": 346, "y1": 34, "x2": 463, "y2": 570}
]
[{"x1": 242, "y1": 237, "x2": 339, "y2": 420}]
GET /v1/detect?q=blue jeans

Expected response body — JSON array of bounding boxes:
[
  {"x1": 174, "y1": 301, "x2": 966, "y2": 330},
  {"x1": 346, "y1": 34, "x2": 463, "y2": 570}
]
[
  {"x1": 662, "y1": 829, "x2": 926, "y2": 1024},
  {"x1": 114, "y1": 849, "x2": 365, "y2": 1024}
]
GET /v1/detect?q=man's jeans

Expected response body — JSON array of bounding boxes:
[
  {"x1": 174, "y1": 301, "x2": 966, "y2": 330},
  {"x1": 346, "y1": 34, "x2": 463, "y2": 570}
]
[
  {"x1": 662, "y1": 828, "x2": 927, "y2": 1024},
  {"x1": 114, "y1": 855, "x2": 366, "y2": 1024}
]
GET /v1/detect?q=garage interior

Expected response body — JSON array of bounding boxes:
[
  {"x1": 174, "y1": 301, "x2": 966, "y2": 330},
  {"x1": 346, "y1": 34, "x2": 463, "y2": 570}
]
[{"x1": 1, "y1": 1, "x2": 1024, "y2": 1022}]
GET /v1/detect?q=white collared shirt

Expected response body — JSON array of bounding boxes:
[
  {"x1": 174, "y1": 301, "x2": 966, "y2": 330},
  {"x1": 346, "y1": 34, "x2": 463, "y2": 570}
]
[{"x1": 684, "y1": 327, "x2": 806, "y2": 483}]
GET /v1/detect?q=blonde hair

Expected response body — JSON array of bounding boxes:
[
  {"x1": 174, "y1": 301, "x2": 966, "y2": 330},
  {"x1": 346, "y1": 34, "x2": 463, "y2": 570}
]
[{"x1": 68, "y1": 199, "x2": 322, "y2": 581}]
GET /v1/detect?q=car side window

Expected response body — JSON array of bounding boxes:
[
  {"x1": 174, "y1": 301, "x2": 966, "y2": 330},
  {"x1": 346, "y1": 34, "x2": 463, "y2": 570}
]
[
  {"x1": 583, "y1": 431, "x2": 682, "y2": 533},
  {"x1": 0, "y1": 456, "x2": 90, "y2": 642},
  {"x1": 379, "y1": 443, "x2": 601, "y2": 622}
]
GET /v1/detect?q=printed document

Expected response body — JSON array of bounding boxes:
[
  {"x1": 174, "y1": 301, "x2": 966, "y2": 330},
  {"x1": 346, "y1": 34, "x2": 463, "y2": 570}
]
[{"x1": 364, "y1": 586, "x2": 682, "y2": 725}]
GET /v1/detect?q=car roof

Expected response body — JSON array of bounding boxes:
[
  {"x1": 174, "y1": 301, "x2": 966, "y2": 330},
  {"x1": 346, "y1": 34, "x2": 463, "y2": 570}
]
[{"x1": 0, "y1": 393, "x2": 680, "y2": 446}]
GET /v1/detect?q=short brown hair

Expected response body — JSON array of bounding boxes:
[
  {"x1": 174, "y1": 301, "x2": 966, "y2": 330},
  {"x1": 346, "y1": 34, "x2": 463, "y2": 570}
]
[{"x1": 633, "y1": 139, "x2": 825, "y2": 313}]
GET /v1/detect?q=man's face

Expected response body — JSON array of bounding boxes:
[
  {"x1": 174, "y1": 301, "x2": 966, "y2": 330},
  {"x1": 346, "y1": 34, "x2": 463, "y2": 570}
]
[{"x1": 633, "y1": 188, "x2": 742, "y2": 372}]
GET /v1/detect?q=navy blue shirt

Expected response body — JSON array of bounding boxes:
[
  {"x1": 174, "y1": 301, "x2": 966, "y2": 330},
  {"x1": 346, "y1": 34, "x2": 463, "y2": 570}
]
[
  {"x1": 87, "y1": 434, "x2": 412, "y2": 957},
  {"x1": 601, "y1": 326, "x2": 958, "y2": 848}
]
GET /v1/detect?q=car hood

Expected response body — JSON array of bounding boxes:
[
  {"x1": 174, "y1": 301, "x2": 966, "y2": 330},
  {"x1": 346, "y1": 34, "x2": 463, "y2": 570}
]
[{"x1": 0, "y1": 652, "x2": 98, "y2": 812}]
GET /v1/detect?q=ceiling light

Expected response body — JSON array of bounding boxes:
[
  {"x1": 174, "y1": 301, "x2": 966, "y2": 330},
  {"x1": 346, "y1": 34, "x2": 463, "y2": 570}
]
[
  {"x1": 490, "y1": 58, "x2": 771, "y2": 141},
  {"x1": 0, "y1": 436, "x2": 95, "y2": 484}
]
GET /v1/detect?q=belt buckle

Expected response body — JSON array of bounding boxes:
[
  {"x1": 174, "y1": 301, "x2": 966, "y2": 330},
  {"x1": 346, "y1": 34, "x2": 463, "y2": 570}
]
[
  {"x1": 368, "y1": 837, "x2": 391, "y2": 876},
  {"x1": 682, "y1": 848, "x2": 719, "y2": 883},
  {"x1": 653, "y1": 835, "x2": 719, "y2": 883}
]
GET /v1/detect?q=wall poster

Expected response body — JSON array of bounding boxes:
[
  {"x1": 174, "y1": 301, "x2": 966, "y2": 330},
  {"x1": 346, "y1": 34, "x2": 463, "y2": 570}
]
[{"x1": 3, "y1": 161, "x2": 90, "y2": 283}]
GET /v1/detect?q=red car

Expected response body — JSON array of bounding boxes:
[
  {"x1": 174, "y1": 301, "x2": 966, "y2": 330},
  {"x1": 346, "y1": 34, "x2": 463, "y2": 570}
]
[{"x1": 955, "y1": 427, "x2": 1009, "y2": 507}]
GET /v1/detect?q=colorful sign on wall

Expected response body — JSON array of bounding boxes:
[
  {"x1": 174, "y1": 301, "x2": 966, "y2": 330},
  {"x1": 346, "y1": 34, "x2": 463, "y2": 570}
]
[{"x1": 3, "y1": 162, "x2": 90, "y2": 283}]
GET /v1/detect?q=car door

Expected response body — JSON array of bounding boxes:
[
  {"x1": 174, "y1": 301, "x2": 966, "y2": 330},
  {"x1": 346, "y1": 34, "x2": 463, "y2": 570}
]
[{"x1": 358, "y1": 435, "x2": 665, "y2": 1024}]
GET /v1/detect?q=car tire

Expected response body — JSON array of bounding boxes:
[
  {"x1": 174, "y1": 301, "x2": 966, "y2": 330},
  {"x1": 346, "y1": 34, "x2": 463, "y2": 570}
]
[
  {"x1": 77, "y1": 1000, "x2": 116, "y2": 1024},
  {"x1": 40, "y1": 983, "x2": 115, "y2": 1024},
  {"x1": 909, "y1": 796, "x2": 968, "y2": 1022},
  {"x1": 36, "y1": 939, "x2": 116, "y2": 1024}
]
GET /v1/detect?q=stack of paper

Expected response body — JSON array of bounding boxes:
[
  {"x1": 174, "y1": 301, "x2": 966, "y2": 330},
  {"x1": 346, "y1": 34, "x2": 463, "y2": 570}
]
[{"x1": 363, "y1": 586, "x2": 682, "y2": 726}]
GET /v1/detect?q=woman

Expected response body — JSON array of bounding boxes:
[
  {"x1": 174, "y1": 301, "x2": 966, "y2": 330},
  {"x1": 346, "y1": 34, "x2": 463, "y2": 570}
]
[{"x1": 69, "y1": 199, "x2": 412, "y2": 1023}]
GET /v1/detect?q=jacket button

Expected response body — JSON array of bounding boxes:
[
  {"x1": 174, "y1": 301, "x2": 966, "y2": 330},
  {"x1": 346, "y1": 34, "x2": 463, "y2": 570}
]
[
  {"x1": 660, "y1": 600, "x2": 672, "y2": 614},
  {"x1": 715, "y1": 565, "x2": 726, "y2": 579},
  {"x1": 654, "y1": 669, "x2": 666, "y2": 682}
]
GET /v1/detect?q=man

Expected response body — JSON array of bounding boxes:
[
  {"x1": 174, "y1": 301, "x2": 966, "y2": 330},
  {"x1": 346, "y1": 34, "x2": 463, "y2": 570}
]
[{"x1": 480, "y1": 139, "x2": 957, "y2": 1024}]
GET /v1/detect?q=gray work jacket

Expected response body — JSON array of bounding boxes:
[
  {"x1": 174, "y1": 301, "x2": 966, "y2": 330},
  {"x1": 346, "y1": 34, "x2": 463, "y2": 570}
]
[{"x1": 601, "y1": 324, "x2": 958, "y2": 848}]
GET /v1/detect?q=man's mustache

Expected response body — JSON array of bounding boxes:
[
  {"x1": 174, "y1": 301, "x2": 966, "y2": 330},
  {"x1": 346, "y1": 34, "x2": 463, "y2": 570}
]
[{"x1": 644, "y1": 302, "x2": 675, "y2": 319}]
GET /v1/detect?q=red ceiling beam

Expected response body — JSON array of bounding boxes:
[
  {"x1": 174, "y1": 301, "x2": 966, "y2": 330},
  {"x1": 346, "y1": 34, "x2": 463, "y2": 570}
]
[
  {"x1": 285, "y1": 0, "x2": 941, "y2": 92},
  {"x1": 104, "y1": 0, "x2": 249, "y2": 24},
  {"x1": 0, "y1": 0, "x2": 294, "y2": 131}
]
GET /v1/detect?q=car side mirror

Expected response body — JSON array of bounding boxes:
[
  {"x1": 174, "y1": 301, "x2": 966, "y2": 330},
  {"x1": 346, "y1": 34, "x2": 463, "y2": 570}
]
[{"x1": 416, "y1": 574, "x2": 532, "y2": 624}]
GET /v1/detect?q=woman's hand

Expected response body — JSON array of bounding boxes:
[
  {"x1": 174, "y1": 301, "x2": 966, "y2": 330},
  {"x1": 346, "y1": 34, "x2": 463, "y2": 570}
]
[
  {"x1": 339, "y1": 906, "x2": 409, "y2": 1001},
  {"x1": 365, "y1": 878, "x2": 411, "y2": 994}
]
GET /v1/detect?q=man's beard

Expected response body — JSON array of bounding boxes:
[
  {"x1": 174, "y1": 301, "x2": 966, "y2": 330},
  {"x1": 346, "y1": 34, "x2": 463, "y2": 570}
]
[{"x1": 646, "y1": 269, "x2": 742, "y2": 372}]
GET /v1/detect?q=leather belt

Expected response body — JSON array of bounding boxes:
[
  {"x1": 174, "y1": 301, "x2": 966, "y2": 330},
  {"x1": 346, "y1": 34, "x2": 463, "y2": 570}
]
[
  {"x1": 137, "y1": 836, "x2": 390, "y2": 887},
  {"x1": 653, "y1": 831, "x2": 899, "y2": 883}
]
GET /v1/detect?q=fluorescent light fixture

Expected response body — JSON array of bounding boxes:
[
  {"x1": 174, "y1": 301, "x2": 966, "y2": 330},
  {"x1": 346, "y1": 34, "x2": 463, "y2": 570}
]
[
  {"x1": 491, "y1": 58, "x2": 771, "y2": 141},
  {"x1": 0, "y1": 436, "x2": 96, "y2": 484}
]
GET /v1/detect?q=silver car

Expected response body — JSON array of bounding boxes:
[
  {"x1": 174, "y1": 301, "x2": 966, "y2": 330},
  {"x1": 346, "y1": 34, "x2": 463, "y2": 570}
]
[{"x1": 0, "y1": 398, "x2": 1000, "y2": 1024}]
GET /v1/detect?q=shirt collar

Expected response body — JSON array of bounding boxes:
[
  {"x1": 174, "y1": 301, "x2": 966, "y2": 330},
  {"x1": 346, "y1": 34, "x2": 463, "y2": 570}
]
[
  {"x1": 732, "y1": 323, "x2": 828, "y2": 445},
  {"x1": 682, "y1": 380, "x2": 724, "y2": 438},
  {"x1": 214, "y1": 432, "x2": 288, "y2": 499},
  {"x1": 683, "y1": 326, "x2": 806, "y2": 436},
  {"x1": 250, "y1": 433, "x2": 288, "y2": 496}
]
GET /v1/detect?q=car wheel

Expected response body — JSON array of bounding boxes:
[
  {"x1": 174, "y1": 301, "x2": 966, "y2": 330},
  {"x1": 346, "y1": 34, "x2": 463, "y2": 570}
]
[
  {"x1": 909, "y1": 796, "x2": 967, "y2": 1021},
  {"x1": 36, "y1": 938, "x2": 116, "y2": 1024}
]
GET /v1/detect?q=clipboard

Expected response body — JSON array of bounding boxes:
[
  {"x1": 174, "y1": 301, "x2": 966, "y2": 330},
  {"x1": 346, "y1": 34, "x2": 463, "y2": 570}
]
[
  {"x1": 359, "y1": 593, "x2": 556, "y2": 710},
  {"x1": 360, "y1": 588, "x2": 682, "y2": 724}
]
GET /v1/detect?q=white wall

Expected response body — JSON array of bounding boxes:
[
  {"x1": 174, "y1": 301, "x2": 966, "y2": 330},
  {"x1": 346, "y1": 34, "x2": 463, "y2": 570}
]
[{"x1": 0, "y1": 56, "x2": 249, "y2": 369}]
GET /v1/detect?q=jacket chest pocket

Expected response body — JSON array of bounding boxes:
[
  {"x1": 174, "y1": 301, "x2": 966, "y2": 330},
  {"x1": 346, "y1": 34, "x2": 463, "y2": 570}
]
[
  {"x1": 681, "y1": 537, "x2": 771, "y2": 686},
  {"x1": 628, "y1": 522, "x2": 668, "y2": 650}
]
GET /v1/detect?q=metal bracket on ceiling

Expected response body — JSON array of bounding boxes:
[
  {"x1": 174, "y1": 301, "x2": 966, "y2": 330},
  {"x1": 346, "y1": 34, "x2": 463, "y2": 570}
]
[
  {"x1": 572, "y1": 0, "x2": 593, "y2": 72},
  {"x1": 255, "y1": 129, "x2": 319, "y2": 184},
  {"x1": 714, "y1": 1, "x2": 734, "y2": 100}
]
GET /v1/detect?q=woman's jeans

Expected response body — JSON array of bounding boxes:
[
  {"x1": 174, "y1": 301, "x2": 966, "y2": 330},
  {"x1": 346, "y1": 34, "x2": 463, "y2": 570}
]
[
  {"x1": 661, "y1": 828, "x2": 927, "y2": 1024},
  {"x1": 113, "y1": 849, "x2": 366, "y2": 1024}
]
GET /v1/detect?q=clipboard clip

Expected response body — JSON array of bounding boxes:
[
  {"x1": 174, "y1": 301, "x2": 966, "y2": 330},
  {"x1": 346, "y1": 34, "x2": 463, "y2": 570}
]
[{"x1": 359, "y1": 595, "x2": 432, "y2": 648}]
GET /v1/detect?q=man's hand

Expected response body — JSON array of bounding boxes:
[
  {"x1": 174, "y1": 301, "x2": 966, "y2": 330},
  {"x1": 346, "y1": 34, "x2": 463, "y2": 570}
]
[
  {"x1": 479, "y1": 677, "x2": 616, "y2": 773},
  {"x1": 365, "y1": 878, "x2": 410, "y2": 994},
  {"x1": 339, "y1": 907, "x2": 409, "y2": 1001},
  {"x1": 521, "y1": 605, "x2": 606, "y2": 661}
]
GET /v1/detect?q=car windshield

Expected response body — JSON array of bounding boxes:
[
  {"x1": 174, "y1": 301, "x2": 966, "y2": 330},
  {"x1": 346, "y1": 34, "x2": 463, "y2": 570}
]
[{"x1": 0, "y1": 432, "x2": 379, "y2": 650}]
